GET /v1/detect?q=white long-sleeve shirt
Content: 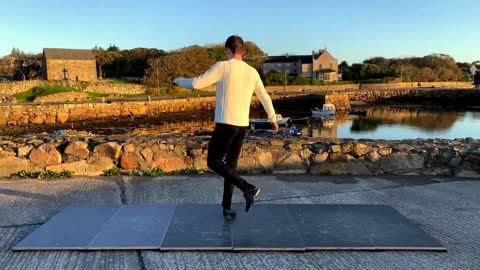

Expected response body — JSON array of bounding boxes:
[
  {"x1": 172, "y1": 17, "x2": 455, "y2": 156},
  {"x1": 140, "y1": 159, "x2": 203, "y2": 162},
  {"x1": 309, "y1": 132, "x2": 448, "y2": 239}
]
[{"x1": 174, "y1": 59, "x2": 276, "y2": 127}]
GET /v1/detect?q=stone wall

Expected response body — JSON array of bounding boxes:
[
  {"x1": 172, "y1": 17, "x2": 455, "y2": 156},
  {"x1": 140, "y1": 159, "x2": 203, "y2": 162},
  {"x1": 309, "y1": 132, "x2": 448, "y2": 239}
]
[
  {"x1": 2, "y1": 88, "x2": 479, "y2": 126},
  {"x1": 45, "y1": 59, "x2": 97, "y2": 82},
  {"x1": 345, "y1": 88, "x2": 480, "y2": 104},
  {"x1": 34, "y1": 92, "x2": 91, "y2": 103},
  {"x1": 0, "y1": 135, "x2": 478, "y2": 178},
  {"x1": 0, "y1": 80, "x2": 473, "y2": 97},
  {"x1": 266, "y1": 84, "x2": 359, "y2": 92},
  {"x1": 325, "y1": 94, "x2": 350, "y2": 111},
  {"x1": 0, "y1": 80, "x2": 146, "y2": 95},
  {"x1": 360, "y1": 81, "x2": 474, "y2": 90},
  {"x1": 0, "y1": 96, "x2": 221, "y2": 125}
]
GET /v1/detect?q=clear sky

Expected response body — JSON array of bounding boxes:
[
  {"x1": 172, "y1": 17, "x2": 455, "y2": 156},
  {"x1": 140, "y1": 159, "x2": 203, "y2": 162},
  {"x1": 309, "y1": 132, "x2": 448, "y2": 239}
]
[{"x1": 1, "y1": 0, "x2": 478, "y2": 63}]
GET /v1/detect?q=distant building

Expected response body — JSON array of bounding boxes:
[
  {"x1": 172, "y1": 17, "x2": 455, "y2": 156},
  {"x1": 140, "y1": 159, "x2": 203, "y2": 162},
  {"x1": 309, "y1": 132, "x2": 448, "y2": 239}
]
[
  {"x1": 470, "y1": 63, "x2": 480, "y2": 78},
  {"x1": 42, "y1": 48, "x2": 97, "y2": 82},
  {"x1": 261, "y1": 49, "x2": 339, "y2": 81}
]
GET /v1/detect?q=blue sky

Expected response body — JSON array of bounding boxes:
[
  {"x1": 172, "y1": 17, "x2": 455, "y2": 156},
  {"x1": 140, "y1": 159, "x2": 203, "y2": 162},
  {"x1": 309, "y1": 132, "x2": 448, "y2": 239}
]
[{"x1": 1, "y1": 0, "x2": 478, "y2": 63}]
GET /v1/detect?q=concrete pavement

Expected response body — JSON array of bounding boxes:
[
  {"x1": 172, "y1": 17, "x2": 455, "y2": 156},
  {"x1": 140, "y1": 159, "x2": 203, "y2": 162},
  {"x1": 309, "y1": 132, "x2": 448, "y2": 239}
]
[{"x1": 0, "y1": 174, "x2": 479, "y2": 270}]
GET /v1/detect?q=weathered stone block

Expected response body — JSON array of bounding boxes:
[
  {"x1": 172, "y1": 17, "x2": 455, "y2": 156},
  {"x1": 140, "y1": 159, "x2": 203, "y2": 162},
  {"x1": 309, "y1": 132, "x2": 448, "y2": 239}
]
[
  {"x1": 0, "y1": 156, "x2": 42, "y2": 177},
  {"x1": 29, "y1": 143, "x2": 62, "y2": 168},
  {"x1": 94, "y1": 142, "x2": 122, "y2": 159},
  {"x1": 64, "y1": 141, "x2": 89, "y2": 161},
  {"x1": 379, "y1": 153, "x2": 425, "y2": 173},
  {"x1": 120, "y1": 154, "x2": 139, "y2": 170}
]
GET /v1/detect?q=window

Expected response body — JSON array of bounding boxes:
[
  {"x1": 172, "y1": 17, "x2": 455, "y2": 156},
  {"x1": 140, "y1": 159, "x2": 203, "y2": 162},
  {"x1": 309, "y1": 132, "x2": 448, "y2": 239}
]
[
  {"x1": 329, "y1": 63, "x2": 333, "y2": 69},
  {"x1": 319, "y1": 64, "x2": 323, "y2": 69}
]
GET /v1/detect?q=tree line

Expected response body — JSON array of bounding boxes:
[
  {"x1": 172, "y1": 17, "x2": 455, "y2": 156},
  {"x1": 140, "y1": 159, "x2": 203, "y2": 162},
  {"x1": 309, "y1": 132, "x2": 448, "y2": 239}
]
[
  {"x1": 339, "y1": 54, "x2": 472, "y2": 83},
  {"x1": 0, "y1": 45, "x2": 476, "y2": 85}
]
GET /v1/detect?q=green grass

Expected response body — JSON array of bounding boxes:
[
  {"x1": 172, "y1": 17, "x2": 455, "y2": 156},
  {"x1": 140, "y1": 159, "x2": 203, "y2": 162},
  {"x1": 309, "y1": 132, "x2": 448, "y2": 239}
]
[
  {"x1": 103, "y1": 167, "x2": 120, "y2": 176},
  {"x1": 13, "y1": 85, "x2": 79, "y2": 102},
  {"x1": 320, "y1": 169, "x2": 333, "y2": 176},
  {"x1": 146, "y1": 87, "x2": 215, "y2": 97},
  {"x1": 11, "y1": 169, "x2": 74, "y2": 179},
  {"x1": 139, "y1": 167, "x2": 166, "y2": 177},
  {"x1": 86, "y1": 92, "x2": 109, "y2": 99},
  {"x1": 358, "y1": 79, "x2": 386, "y2": 84},
  {"x1": 104, "y1": 78, "x2": 129, "y2": 84}
]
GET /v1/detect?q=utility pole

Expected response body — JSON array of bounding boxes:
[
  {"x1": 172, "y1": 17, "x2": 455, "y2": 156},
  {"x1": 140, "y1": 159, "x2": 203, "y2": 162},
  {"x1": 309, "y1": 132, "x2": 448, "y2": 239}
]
[{"x1": 400, "y1": 66, "x2": 403, "y2": 82}]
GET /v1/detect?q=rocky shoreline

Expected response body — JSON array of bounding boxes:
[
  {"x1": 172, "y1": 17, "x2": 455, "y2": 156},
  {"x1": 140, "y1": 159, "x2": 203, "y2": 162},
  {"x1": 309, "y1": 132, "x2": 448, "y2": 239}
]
[{"x1": 0, "y1": 133, "x2": 478, "y2": 178}]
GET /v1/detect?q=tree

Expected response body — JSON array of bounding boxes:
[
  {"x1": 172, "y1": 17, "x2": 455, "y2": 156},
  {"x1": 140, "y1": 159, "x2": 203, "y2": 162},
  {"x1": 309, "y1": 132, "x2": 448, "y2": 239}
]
[
  {"x1": 243, "y1": 41, "x2": 266, "y2": 70},
  {"x1": 126, "y1": 48, "x2": 166, "y2": 77},
  {"x1": 92, "y1": 46, "x2": 123, "y2": 78},
  {"x1": 360, "y1": 64, "x2": 381, "y2": 79},
  {"x1": 0, "y1": 48, "x2": 42, "y2": 80},
  {"x1": 144, "y1": 46, "x2": 215, "y2": 89},
  {"x1": 0, "y1": 56, "x2": 16, "y2": 78},
  {"x1": 263, "y1": 70, "x2": 286, "y2": 86},
  {"x1": 364, "y1": 57, "x2": 390, "y2": 70},
  {"x1": 207, "y1": 45, "x2": 227, "y2": 62}
]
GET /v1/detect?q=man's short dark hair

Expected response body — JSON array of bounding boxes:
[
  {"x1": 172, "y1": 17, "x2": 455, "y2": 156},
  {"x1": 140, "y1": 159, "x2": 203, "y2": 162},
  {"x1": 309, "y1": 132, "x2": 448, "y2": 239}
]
[{"x1": 225, "y1": 35, "x2": 245, "y2": 54}]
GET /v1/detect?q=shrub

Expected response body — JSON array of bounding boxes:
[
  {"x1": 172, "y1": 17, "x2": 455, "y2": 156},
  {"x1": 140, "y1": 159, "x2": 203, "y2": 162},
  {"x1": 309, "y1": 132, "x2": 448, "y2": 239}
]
[{"x1": 12, "y1": 169, "x2": 74, "y2": 179}]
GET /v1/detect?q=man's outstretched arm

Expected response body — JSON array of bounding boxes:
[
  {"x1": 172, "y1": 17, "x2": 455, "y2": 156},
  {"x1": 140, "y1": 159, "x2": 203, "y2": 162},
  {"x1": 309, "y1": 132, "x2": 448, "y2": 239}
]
[
  {"x1": 254, "y1": 77, "x2": 279, "y2": 133},
  {"x1": 173, "y1": 62, "x2": 223, "y2": 90}
]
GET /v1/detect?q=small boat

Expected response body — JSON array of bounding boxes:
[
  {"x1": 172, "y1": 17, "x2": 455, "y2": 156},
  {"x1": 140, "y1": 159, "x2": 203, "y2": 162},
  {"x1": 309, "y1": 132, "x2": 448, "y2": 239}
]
[
  {"x1": 311, "y1": 103, "x2": 336, "y2": 118},
  {"x1": 250, "y1": 114, "x2": 290, "y2": 129}
]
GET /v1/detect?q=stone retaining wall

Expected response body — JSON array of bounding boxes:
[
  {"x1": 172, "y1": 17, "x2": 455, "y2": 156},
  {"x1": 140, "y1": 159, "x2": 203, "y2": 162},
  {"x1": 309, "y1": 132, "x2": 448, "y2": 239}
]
[
  {"x1": 0, "y1": 136, "x2": 478, "y2": 178},
  {"x1": 2, "y1": 88, "x2": 479, "y2": 126},
  {"x1": 1, "y1": 80, "x2": 473, "y2": 97},
  {"x1": 345, "y1": 88, "x2": 480, "y2": 103},
  {"x1": 0, "y1": 80, "x2": 146, "y2": 95},
  {"x1": 360, "y1": 81, "x2": 474, "y2": 90},
  {"x1": 266, "y1": 84, "x2": 359, "y2": 92},
  {"x1": 0, "y1": 96, "x2": 221, "y2": 125}
]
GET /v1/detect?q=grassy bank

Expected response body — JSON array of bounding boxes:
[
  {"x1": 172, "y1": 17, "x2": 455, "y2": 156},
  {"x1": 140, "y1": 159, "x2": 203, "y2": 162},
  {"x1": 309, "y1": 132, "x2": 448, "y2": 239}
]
[
  {"x1": 13, "y1": 85, "x2": 109, "y2": 103},
  {"x1": 13, "y1": 85, "x2": 78, "y2": 102}
]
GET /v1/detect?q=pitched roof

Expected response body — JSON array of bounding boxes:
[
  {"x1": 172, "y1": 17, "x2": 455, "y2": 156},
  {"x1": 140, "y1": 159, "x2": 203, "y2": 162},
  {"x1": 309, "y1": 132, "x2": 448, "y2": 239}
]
[
  {"x1": 43, "y1": 48, "x2": 96, "y2": 60},
  {"x1": 263, "y1": 55, "x2": 314, "y2": 64}
]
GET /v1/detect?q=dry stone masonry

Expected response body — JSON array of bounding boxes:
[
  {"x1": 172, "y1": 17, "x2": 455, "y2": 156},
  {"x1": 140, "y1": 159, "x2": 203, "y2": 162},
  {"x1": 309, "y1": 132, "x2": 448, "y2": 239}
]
[{"x1": 0, "y1": 135, "x2": 478, "y2": 178}]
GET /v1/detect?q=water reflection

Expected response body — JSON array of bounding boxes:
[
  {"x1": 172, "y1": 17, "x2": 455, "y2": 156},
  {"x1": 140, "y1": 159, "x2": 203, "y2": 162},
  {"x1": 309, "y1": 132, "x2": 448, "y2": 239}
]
[
  {"x1": 2, "y1": 105, "x2": 478, "y2": 140},
  {"x1": 297, "y1": 107, "x2": 479, "y2": 139}
]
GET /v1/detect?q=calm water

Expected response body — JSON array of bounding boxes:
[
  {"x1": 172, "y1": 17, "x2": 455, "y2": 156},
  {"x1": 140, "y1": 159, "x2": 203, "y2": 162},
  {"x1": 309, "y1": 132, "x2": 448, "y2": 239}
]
[
  {"x1": 298, "y1": 110, "x2": 480, "y2": 140},
  {"x1": 2, "y1": 105, "x2": 479, "y2": 140}
]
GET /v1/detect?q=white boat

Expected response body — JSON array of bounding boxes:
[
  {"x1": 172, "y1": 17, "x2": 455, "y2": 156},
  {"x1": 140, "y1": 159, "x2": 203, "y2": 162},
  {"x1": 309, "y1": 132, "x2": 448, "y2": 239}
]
[
  {"x1": 311, "y1": 103, "x2": 336, "y2": 118},
  {"x1": 250, "y1": 114, "x2": 290, "y2": 129}
]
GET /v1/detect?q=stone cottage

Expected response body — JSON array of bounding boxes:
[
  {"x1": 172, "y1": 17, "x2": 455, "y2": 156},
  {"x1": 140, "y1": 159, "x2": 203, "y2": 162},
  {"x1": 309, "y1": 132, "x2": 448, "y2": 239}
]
[
  {"x1": 42, "y1": 48, "x2": 97, "y2": 82},
  {"x1": 262, "y1": 49, "x2": 339, "y2": 81}
]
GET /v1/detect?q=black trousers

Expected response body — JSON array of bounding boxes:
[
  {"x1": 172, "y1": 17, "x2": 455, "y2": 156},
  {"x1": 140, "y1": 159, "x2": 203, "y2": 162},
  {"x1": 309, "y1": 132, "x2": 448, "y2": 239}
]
[{"x1": 207, "y1": 123, "x2": 250, "y2": 210}]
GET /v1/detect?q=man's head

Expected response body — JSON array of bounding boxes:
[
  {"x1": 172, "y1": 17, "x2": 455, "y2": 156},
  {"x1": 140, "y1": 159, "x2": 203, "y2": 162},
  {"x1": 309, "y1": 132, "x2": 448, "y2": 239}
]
[{"x1": 225, "y1": 35, "x2": 245, "y2": 59}]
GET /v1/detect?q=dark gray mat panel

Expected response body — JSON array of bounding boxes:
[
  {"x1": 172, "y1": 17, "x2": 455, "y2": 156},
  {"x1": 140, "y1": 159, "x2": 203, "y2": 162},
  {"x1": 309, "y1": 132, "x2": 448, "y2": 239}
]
[
  {"x1": 161, "y1": 204, "x2": 232, "y2": 250},
  {"x1": 13, "y1": 204, "x2": 447, "y2": 251},
  {"x1": 13, "y1": 205, "x2": 121, "y2": 250},
  {"x1": 88, "y1": 204, "x2": 176, "y2": 249},
  {"x1": 339, "y1": 205, "x2": 446, "y2": 250},
  {"x1": 231, "y1": 204, "x2": 305, "y2": 251},
  {"x1": 287, "y1": 204, "x2": 376, "y2": 250}
]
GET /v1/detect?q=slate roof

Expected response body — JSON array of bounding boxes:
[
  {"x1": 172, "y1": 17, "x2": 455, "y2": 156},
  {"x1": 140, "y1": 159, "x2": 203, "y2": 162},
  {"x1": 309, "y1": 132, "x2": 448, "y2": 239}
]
[
  {"x1": 263, "y1": 55, "x2": 316, "y2": 64},
  {"x1": 43, "y1": 48, "x2": 96, "y2": 60}
]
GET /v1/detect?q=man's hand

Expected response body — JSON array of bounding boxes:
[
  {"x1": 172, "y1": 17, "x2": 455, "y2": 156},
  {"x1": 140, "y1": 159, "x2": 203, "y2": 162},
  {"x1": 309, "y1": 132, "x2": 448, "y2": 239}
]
[{"x1": 272, "y1": 121, "x2": 279, "y2": 134}]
